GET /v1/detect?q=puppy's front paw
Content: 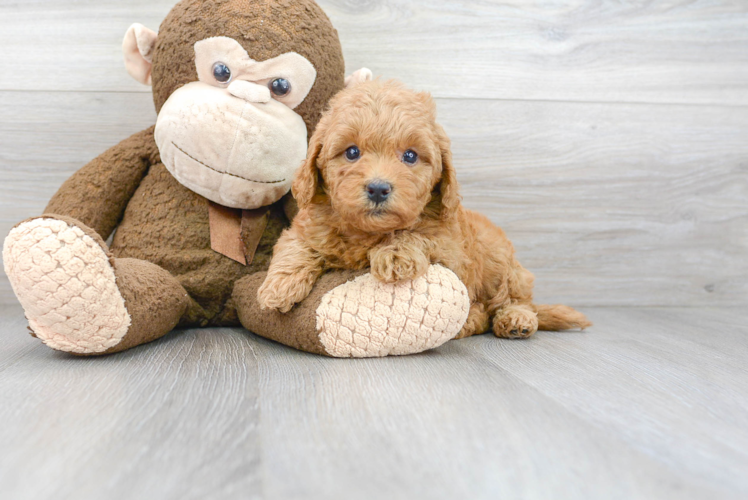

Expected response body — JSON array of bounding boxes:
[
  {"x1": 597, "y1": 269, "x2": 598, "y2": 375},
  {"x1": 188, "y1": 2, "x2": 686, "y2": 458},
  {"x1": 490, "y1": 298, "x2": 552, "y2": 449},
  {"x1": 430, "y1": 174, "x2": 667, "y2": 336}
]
[
  {"x1": 257, "y1": 275, "x2": 309, "y2": 313},
  {"x1": 370, "y1": 247, "x2": 430, "y2": 283}
]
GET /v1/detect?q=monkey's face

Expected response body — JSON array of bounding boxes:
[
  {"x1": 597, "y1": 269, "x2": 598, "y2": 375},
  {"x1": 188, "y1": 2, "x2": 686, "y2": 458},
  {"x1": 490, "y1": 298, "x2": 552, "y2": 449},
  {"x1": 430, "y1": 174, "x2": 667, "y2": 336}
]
[
  {"x1": 153, "y1": 37, "x2": 317, "y2": 209},
  {"x1": 123, "y1": 0, "x2": 348, "y2": 209}
]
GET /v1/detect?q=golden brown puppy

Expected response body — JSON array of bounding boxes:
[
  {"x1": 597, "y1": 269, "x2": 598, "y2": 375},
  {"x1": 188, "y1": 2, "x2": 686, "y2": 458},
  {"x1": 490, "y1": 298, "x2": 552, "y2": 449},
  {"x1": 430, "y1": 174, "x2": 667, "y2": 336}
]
[{"x1": 258, "y1": 80, "x2": 590, "y2": 339}]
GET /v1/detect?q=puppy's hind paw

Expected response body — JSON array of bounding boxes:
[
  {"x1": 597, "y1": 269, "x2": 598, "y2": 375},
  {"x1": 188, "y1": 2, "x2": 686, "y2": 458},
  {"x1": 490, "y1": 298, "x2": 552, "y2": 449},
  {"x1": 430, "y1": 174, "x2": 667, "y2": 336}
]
[{"x1": 493, "y1": 305, "x2": 539, "y2": 339}]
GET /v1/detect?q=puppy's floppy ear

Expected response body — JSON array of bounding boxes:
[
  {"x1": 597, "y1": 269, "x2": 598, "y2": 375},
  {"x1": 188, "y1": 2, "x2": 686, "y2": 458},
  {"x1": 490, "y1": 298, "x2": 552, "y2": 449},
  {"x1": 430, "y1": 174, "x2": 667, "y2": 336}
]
[
  {"x1": 293, "y1": 127, "x2": 325, "y2": 209},
  {"x1": 434, "y1": 123, "x2": 461, "y2": 220}
]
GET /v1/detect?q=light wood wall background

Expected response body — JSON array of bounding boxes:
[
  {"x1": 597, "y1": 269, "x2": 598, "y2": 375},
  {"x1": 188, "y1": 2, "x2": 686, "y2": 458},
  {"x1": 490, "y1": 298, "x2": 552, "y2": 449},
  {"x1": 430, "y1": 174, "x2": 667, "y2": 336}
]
[{"x1": 1, "y1": 0, "x2": 746, "y2": 307}]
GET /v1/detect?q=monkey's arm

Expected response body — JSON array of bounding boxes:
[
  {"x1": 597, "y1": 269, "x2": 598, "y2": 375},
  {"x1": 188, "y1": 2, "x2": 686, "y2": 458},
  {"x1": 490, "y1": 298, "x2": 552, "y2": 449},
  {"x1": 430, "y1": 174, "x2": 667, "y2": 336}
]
[
  {"x1": 233, "y1": 264, "x2": 470, "y2": 358},
  {"x1": 44, "y1": 126, "x2": 159, "y2": 240}
]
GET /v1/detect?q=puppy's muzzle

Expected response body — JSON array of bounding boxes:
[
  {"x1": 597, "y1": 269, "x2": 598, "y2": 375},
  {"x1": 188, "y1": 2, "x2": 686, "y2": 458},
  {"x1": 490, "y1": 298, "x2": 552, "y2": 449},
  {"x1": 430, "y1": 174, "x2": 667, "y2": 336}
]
[{"x1": 366, "y1": 180, "x2": 392, "y2": 205}]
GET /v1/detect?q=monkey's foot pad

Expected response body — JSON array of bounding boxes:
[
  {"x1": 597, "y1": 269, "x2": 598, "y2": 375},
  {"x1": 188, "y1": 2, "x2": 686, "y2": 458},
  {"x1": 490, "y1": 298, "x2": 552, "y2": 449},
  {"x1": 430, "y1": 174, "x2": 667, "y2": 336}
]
[
  {"x1": 3, "y1": 217, "x2": 130, "y2": 354},
  {"x1": 316, "y1": 265, "x2": 470, "y2": 357}
]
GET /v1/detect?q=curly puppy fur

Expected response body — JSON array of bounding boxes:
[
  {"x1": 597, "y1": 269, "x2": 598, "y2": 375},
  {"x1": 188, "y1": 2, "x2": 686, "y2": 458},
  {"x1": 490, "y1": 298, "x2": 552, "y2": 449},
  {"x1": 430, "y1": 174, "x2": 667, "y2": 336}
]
[{"x1": 259, "y1": 80, "x2": 591, "y2": 339}]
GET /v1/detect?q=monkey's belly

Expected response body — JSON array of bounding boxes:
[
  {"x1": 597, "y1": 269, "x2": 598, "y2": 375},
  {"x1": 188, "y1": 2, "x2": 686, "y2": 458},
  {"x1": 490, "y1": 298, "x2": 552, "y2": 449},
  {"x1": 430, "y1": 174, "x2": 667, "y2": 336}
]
[{"x1": 109, "y1": 163, "x2": 285, "y2": 325}]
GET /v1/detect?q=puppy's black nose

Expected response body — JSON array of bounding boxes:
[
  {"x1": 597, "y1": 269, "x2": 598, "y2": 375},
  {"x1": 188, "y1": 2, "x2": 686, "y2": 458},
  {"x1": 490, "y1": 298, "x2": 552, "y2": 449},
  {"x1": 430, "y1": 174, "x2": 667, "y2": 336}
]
[{"x1": 366, "y1": 180, "x2": 392, "y2": 204}]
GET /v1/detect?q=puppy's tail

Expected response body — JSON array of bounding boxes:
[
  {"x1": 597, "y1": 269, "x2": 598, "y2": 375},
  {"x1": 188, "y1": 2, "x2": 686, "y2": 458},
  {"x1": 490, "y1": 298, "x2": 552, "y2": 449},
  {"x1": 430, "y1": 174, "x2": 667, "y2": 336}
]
[{"x1": 532, "y1": 304, "x2": 592, "y2": 331}]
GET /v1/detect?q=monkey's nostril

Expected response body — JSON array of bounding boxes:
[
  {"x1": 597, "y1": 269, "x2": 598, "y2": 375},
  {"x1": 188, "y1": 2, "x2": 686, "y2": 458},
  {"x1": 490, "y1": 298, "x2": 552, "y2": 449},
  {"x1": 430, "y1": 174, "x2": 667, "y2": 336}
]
[{"x1": 366, "y1": 180, "x2": 392, "y2": 204}]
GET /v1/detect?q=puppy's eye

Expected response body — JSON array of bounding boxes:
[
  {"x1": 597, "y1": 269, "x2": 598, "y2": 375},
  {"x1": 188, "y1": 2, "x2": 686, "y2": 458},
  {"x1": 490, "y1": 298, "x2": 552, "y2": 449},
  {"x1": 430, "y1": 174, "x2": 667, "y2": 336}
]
[
  {"x1": 212, "y1": 62, "x2": 232, "y2": 83},
  {"x1": 402, "y1": 149, "x2": 418, "y2": 165},
  {"x1": 345, "y1": 146, "x2": 361, "y2": 162},
  {"x1": 270, "y1": 78, "x2": 291, "y2": 96}
]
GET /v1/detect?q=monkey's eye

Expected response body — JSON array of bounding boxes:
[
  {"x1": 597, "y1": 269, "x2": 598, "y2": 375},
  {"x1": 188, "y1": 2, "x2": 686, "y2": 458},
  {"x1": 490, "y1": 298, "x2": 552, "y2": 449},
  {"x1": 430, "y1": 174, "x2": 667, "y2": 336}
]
[
  {"x1": 345, "y1": 146, "x2": 361, "y2": 162},
  {"x1": 402, "y1": 150, "x2": 418, "y2": 165},
  {"x1": 212, "y1": 62, "x2": 232, "y2": 83},
  {"x1": 270, "y1": 78, "x2": 291, "y2": 96}
]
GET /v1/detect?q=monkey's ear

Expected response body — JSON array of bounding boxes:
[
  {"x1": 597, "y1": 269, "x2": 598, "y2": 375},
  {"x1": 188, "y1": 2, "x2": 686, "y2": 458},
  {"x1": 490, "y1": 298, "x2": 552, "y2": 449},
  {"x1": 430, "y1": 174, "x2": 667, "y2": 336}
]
[
  {"x1": 344, "y1": 68, "x2": 373, "y2": 88},
  {"x1": 292, "y1": 128, "x2": 325, "y2": 209},
  {"x1": 123, "y1": 23, "x2": 158, "y2": 86}
]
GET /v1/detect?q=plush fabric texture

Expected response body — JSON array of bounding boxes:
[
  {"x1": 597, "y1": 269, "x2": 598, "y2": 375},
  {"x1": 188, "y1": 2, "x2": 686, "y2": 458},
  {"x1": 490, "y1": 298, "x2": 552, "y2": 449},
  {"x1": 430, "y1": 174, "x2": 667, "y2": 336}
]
[
  {"x1": 45, "y1": 126, "x2": 160, "y2": 240},
  {"x1": 344, "y1": 67, "x2": 373, "y2": 88},
  {"x1": 233, "y1": 265, "x2": 469, "y2": 358},
  {"x1": 108, "y1": 160, "x2": 289, "y2": 327},
  {"x1": 123, "y1": 23, "x2": 158, "y2": 85},
  {"x1": 233, "y1": 270, "x2": 367, "y2": 356},
  {"x1": 101, "y1": 257, "x2": 190, "y2": 355},
  {"x1": 3, "y1": 215, "x2": 192, "y2": 355},
  {"x1": 43, "y1": 126, "x2": 287, "y2": 328},
  {"x1": 4, "y1": 0, "x2": 469, "y2": 358},
  {"x1": 239, "y1": 207, "x2": 271, "y2": 264},
  {"x1": 208, "y1": 202, "x2": 249, "y2": 264},
  {"x1": 194, "y1": 37, "x2": 317, "y2": 109},
  {"x1": 316, "y1": 265, "x2": 470, "y2": 357},
  {"x1": 15, "y1": 0, "x2": 346, "y2": 349},
  {"x1": 151, "y1": 0, "x2": 346, "y2": 137},
  {"x1": 3, "y1": 216, "x2": 130, "y2": 354},
  {"x1": 155, "y1": 81, "x2": 308, "y2": 209}
]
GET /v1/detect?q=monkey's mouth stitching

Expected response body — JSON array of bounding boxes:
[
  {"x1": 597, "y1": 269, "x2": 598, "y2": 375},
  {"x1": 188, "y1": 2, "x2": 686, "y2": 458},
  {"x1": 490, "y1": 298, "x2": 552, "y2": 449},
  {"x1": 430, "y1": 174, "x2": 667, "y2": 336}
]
[{"x1": 172, "y1": 142, "x2": 286, "y2": 184}]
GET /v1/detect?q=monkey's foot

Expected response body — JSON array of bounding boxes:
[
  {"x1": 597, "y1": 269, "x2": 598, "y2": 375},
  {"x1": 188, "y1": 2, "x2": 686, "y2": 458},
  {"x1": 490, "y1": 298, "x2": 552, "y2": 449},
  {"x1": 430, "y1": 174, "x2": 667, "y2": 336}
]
[
  {"x1": 316, "y1": 265, "x2": 470, "y2": 357},
  {"x1": 493, "y1": 304, "x2": 539, "y2": 339},
  {"x1": 3, "y1": 216, "x2": 130, "y2": 354},
  {"x1": 235, "y1": 265, "x2": 470, "y2": 358}
]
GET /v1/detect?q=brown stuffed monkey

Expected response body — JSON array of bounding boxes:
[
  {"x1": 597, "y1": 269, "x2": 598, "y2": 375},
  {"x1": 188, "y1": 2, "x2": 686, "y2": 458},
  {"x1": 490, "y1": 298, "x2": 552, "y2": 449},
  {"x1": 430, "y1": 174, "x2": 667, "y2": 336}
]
[{"x1": 2, "y1": 0, "x2": 469, "y2": 358}]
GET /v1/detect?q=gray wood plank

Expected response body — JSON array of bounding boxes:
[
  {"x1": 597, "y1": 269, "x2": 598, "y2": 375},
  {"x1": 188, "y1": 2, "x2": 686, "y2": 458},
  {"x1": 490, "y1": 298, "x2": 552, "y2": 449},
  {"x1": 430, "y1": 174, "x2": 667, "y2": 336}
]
[
  {"x1": 248, "y1": 319, "x2": 738, "y2": 500},
  {"x1": 444, "y1": 98, "x2": 748, "y2": 307},
  {"x1": 1, "y1": 0, "x2": 746, "y2": 105},
  {"x1": 1, "y1": 305, "x2": 747, "y2": 499},
  {"x1": 0, "y1": 304, "x2": 40, "y2": 372},
  {"x1": 0, "y1": 320, "x2": 262, "y2": 500},
  {"x1": 328, "y1": 0, "x2": 748, "y2": 105},
  {"x1": 2, "y1": 91, "x2": 746, "y2": 306},
  {"x1": 473, "y1": 306, "x2": 748, "y2": 497},
  {"x1": 0, "y1": 0, "x2": 172, "y2": 93}
]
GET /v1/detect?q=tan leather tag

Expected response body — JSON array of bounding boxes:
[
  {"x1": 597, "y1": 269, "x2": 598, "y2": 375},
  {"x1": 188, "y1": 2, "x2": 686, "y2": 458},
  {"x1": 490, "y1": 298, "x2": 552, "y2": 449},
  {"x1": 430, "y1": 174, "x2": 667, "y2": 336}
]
[
  {"x1": 240, "y1": 208, "x2": 269, "y2": 265},
  {"x1": 208, "y1": 202, "x2": 246, "y2": 265}
]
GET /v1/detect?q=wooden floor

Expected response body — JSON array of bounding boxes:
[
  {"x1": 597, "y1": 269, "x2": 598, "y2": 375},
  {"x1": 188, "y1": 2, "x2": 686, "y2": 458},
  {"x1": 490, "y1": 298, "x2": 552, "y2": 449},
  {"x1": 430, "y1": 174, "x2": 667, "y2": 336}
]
[
  {"x1": 1, "y1": 303, "x2": 747, "y2": 500},
  {"x1": 1, "y1": 1, "x2": 747, "y2": 498}
]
